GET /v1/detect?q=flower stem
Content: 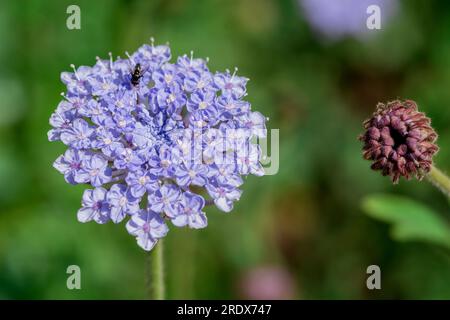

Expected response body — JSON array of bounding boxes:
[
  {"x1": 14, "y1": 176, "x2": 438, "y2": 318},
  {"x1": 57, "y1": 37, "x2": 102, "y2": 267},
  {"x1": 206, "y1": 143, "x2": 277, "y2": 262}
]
[
  {"x1": 427, "y1": 166, "x2": 450, "y2": 198},
  {"x1": 149, "y1": 240, "x2": 165, "y2": 300}
]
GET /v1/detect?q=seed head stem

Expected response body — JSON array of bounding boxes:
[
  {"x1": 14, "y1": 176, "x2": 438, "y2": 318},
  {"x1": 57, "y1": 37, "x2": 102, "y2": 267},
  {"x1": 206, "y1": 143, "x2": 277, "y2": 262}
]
[{"x1": 427, "y1": 166, "x2": 450, "y2": 198}]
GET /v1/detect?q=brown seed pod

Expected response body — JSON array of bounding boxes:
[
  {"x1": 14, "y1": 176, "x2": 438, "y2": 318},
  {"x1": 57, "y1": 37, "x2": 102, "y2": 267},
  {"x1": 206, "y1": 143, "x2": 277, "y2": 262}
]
[{"x1": 359, "y1": 100, "x2": 439, "y2": 184}]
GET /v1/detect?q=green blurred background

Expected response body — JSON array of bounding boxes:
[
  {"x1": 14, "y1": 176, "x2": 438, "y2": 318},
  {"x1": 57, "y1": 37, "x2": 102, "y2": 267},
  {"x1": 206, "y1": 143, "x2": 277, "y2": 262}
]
[{"x1": 0, "y1": 0, "x2": 449, "y2": 299}]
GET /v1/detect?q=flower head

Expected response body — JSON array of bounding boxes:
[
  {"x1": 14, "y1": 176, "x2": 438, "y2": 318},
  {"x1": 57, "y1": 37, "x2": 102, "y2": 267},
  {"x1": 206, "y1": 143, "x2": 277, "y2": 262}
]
[
  {"x1": 49, "y1": 40, "x2": 267, "y2": 251},
  {"x1": 359, "y1": 100, "x2": 439, "y2": 183}
]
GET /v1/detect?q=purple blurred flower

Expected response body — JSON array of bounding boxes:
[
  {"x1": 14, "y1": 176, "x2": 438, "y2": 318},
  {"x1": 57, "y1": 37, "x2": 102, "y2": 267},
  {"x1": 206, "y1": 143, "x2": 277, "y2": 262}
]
[
  {"x1": 299, "y1": 0, "x2": 399, "y2": 40},
  {"x1": 49, "y1": 40, "x2": 267, "y2": 251},
  {"x1": 239, "y1": 266, "x2": 297, "y2": 300}
]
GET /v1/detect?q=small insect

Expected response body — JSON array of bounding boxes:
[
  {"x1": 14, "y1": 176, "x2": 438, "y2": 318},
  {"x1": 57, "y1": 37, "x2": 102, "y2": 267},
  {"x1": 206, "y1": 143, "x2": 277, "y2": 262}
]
[{"x1": 131, "y1": 63, "x2": 143, "y2": 86}]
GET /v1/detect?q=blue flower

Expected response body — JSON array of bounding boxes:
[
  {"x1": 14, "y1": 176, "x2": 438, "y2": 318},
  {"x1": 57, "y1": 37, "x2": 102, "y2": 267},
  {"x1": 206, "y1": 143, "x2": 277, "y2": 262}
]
[
  {"x1": 126, "y1": 210, "x2": 169, "y2": 251},
  {"x1": 183, "y1": 70, "x2": 213, "y2": 93},
  {"x1": 147, "y1": 184, "x2": 180, "y2": 214},
  {"x1": 107, "y1": 184, "x2": 140, "y2": 223},
  {"x1": 49, "y1": 41, "x2": 267, "y2": 251},
  {"x1": 60, "y1": 118, "x2": 94, "y2": 149},
  {"x1": 206, "y1": 181, "x2": 242, "y2": 213},
  {"x1": 217, "y1": 96, "x2": 250, "y2": 119},
  {"x1": 77, "y1": 187, "x2": 110, "y2": 224},
  {"x1": 236, "y1": 142, "x2": 264, "y2": 176},
  {"x1": 61, "y1": 65, "x2": 92, "y2": 96},
  {"x1": 125, "y1": 169, "x2": 158, "y2": 198},
  {"x1": 77, "y1": 154, "x2": 112, "y2": 187},
  {"x1": 48, "y1": 101, "x2": 78, "y2": 141},
  {"x1": 213, "y1": 70, "x2": 248, "y2": 99},
  {"x1": 175, "y1": 163, "x2": 208, "y2": 187},
  {"x1": 169, "y1": 191, "x2": 207, "y2": 229},
  {"x1": 53, "y1": 148, "x2": 89, "y2": 184},
  {"x1": 187, "y1": 90, "x2": 217, "y2": 118}
]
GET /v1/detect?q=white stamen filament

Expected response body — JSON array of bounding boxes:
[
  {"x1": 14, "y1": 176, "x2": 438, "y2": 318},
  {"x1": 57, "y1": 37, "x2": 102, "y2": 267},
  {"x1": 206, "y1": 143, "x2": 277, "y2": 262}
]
[
  {"x1": 108, "y1": 52, "x2": 113, "y2": 70},
  {"x1": 96, "y1": 56, "x2": 106, "y2": 70},
  {"x1": 231, "y1": 67, "x2": 238, "y2": 80},
  {"x1": 125, "y1": 51, "x2": 135, "y2": 65},
  {"x1": 70, "y1": 64, "x2": 80, "y2": 80}
]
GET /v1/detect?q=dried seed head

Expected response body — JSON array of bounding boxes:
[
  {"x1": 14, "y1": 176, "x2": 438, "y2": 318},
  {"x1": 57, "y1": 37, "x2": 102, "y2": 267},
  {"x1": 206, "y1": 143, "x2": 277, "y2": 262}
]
[{"x1": 359, "y1": 100, "x2": 439, "y2": 184}]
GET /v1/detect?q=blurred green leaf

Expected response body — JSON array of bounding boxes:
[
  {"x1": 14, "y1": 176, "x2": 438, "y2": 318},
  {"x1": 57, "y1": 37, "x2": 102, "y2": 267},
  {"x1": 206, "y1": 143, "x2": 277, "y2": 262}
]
[{"x1": 362, "y1": 194, "x2": 450, "y2": 249}]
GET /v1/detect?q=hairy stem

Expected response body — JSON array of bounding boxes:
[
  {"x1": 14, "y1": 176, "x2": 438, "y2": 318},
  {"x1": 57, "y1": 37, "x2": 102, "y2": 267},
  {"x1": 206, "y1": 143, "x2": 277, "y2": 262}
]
[
  {"x1": 148, "y1": 240, "x2": 165, "y2": 300},
  {"x1": 427, "y1": 165, "x2": 450, "y2": 198}
]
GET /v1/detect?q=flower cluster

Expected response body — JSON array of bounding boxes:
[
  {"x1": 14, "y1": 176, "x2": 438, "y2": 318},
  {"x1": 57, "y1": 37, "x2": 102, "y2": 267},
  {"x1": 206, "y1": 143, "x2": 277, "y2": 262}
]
[
  {"x1": 49, "y1": 41, "x2": 267, "y2": 251},
  {"x1": 359, "y1": 100, "x2": 438, "y2": 184}
]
